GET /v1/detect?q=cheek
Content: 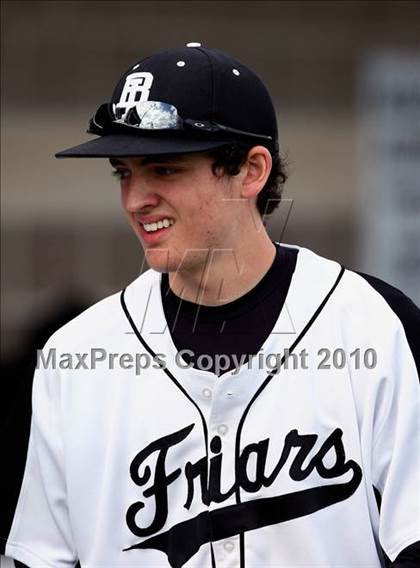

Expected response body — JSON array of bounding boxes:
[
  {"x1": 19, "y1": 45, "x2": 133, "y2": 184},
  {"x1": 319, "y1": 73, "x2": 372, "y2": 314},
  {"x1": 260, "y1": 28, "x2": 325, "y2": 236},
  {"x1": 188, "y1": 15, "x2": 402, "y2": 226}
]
[
  {"x1": 200, "y1": 193, "x2": 235, "y2": 231},
  {"x1": 176, "y1": 175, "x2": 233, "y2": 236}
]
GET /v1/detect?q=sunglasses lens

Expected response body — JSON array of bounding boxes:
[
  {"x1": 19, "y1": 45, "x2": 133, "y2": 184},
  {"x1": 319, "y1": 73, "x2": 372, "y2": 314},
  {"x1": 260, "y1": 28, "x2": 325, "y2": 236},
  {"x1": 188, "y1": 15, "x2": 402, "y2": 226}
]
[{"x1": 118, "y1": 101, "x2": 181, "y2": 130}]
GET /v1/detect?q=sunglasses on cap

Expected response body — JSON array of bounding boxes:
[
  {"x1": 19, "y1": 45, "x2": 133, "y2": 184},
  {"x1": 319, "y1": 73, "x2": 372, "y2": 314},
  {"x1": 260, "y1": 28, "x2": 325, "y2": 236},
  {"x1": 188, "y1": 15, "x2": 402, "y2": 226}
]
[{"x1": 88, "y1": 101, "x2": 273, "y2": 142}]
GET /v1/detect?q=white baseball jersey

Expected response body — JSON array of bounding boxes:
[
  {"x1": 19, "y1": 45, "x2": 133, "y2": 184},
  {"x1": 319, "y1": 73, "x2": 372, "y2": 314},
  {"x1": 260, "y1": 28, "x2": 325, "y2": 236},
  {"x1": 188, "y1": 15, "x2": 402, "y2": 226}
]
[{"x1": 3, "y1": 245, "x2": 419, "y2": 567}]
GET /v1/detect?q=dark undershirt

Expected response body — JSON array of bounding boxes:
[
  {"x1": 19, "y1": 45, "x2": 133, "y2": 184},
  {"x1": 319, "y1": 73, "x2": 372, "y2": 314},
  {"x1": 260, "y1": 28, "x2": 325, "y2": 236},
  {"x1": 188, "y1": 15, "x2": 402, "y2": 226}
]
[{"x1": 161, "y1": 243, "x2": 298, "y2": 375}]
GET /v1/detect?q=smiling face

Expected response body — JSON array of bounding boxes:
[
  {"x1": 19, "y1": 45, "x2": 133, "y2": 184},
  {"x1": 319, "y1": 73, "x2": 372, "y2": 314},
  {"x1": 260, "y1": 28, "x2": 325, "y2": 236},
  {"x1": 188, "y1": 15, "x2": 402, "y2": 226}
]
[{"x1": 111, "y1": 151, "x2": 249, "y2": 275}]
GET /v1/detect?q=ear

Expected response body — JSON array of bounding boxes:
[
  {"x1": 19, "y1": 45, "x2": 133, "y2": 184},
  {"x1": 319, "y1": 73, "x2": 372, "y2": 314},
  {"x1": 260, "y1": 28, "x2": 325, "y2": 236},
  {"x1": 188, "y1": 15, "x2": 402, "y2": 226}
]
[{"x1": 240, "y1": 146, "x2": 272, "y2": 199}]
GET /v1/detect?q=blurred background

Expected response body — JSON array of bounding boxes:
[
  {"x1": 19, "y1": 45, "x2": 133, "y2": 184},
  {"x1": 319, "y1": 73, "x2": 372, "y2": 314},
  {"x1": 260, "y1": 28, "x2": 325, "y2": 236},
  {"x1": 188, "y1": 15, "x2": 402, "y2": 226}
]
[{"x1": 2, "y1": 0, "x2": 420, "y2": 365}]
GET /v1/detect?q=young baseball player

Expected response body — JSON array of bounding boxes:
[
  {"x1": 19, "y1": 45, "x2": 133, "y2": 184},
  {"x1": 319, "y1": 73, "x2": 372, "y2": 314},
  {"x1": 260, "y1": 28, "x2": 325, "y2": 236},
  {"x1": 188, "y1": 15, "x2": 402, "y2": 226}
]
[{"x1": 2, "y1": 44, "x2": 419, "y2": 567}]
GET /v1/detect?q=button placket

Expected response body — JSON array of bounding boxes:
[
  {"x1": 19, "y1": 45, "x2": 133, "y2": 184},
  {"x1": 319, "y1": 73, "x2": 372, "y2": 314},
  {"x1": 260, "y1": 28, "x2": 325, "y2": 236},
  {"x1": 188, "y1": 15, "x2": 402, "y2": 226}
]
[
  {"x1": 206, "y1": 381, "x2": 245, "y2": 565},
  {"x1": 208, "y1": 377, "x2": 239, "y2": 442}
]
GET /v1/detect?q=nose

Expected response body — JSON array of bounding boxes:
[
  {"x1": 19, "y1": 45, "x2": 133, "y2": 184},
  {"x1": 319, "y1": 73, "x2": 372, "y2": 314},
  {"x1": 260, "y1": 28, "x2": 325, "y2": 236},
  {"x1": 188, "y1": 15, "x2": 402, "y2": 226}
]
[{"x1": 121, "y1": 177, "x2": 161, "y2": 213}]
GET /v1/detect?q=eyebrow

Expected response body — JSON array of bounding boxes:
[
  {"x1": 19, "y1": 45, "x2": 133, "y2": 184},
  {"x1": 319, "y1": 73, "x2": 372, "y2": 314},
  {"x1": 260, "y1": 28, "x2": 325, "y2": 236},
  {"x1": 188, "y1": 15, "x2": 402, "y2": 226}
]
[{"x1": 109, "y1": 155, "x2": 187, "y2": 168}]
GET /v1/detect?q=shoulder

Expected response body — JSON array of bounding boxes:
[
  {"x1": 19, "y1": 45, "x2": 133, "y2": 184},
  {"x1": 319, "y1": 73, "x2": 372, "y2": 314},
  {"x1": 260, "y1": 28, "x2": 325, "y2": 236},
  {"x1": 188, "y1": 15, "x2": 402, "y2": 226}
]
[
  {"x1": 356, "y1": 271, "x2": 420, "y2": 328},
  {"x1": 335, "y1": 260, "x2": 419, "y2": 340},
  {"x1": 298, "y1": 245, "x2": 420, "y2": 333},
  {"x1": 288, "y1": 245, "x2": 419, "y2": 366},
  {"x1": 43, "y1": 269, "x2": 159, "y2": 352},
  {"x1": 327, "y1": 256, "x2": 419, "y2": 374},
  {"x1": 354, "y1": 271, "x2": 420, "y2": 374},
  {"x1": 337, "y1": 266, "x2": 419, "y2": 316}
]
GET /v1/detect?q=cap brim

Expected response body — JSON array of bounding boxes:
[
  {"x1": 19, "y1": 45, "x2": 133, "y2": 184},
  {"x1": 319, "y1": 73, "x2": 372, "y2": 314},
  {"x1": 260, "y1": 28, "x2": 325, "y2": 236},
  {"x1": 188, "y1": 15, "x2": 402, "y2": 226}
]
[{"x1": 55, "y1": 133, "x2": 236, "y2": 158}]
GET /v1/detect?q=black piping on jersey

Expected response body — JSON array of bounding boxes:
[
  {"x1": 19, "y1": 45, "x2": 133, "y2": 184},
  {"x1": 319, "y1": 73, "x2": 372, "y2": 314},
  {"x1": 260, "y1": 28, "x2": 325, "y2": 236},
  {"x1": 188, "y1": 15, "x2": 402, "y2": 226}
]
[
  {"x1": 120, "y1": 266, "x2": 344, "y2": 568},
  {"x1": 120, "y1": 289, "x2": 209, "y2": 451},
  {"x1": 234, "y1": 264, "x2": 345, "y2": 568},
  {"x1": 120, "y1": 290, "x2": 217, "y2": 568}
]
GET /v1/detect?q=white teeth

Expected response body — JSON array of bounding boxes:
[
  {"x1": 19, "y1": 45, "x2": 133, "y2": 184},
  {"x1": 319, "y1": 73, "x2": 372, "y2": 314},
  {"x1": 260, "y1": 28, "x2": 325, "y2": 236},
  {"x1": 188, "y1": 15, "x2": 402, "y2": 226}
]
[{"x1": 143, "y1": 218, "x2": 174, "y2": 233}]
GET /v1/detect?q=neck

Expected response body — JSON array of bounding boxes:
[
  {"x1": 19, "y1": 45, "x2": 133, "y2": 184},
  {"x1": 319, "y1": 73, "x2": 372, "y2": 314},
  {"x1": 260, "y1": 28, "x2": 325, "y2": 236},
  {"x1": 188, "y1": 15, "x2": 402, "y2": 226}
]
[{"x1": 168, "y1": 233, "x2": 277, "y2": 306}]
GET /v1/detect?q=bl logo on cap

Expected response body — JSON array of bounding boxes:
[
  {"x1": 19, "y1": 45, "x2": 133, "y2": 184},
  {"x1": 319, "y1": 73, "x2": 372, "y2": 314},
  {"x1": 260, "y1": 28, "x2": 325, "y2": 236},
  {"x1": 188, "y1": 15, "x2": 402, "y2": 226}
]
[{"x1": 114, "y1": 72, "x2": 154, "y2": 119}]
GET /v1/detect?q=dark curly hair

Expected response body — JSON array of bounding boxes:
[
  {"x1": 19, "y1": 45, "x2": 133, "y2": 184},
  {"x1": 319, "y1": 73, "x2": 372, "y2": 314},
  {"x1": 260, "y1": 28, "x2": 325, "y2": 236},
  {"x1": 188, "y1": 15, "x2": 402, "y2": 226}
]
[{"x1": 205, "y1": 143, "x2": 288, "y2": 218}]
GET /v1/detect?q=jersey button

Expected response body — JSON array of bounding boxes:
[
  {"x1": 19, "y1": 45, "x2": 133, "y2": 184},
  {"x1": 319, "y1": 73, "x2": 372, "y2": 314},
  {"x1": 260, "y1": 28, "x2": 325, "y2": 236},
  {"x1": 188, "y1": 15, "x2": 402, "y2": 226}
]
[
  {"x1": 224, "y1": 540, "x2": 234, "y2": 552},
  {"x1": 217, "y1": 424, "x2": 228, "y2": 436},
  {"x1": 202, "y1": 388, "x2": 212, "y2": 399}
]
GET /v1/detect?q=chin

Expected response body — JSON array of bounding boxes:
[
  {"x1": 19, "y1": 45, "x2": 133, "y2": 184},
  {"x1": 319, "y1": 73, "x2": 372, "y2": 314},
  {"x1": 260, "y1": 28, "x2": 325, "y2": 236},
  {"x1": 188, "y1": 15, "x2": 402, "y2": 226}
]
[{"x1": 143, "y1": 247, "x2": 181, "y2": 273}]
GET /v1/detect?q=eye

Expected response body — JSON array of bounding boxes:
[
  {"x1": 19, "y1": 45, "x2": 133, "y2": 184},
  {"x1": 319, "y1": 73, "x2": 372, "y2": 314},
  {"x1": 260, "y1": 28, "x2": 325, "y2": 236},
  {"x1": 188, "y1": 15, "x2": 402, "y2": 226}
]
[
  {"x1": 111, "y1": 169, "x2": 130, "y2": 180},
  {"x1": 154, "y1": 166, "x2": 179, "y2": 177}
]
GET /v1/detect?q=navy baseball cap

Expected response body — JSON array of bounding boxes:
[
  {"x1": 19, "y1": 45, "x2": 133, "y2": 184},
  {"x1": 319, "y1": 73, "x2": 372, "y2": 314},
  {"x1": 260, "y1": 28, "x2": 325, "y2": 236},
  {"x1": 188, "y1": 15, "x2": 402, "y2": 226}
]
[{"x1": 55, "y1": 43, "x2": 279, "y2": 158}]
